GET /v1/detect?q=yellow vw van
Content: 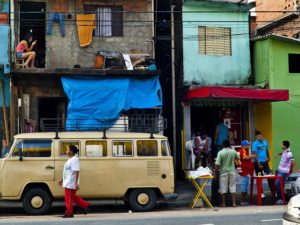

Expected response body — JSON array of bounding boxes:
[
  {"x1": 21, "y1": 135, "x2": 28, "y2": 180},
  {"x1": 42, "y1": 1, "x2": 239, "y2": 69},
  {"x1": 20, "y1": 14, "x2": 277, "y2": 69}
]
[{"x1": 0, "y1": 131, "x2": 176, "y2": 215}]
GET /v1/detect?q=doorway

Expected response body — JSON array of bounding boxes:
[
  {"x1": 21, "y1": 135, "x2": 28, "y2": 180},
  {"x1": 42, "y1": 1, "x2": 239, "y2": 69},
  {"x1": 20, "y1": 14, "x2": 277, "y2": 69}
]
[
  {"x1": 19, "y1": 2, "x2": 46, "y2": 68},
  {"x1": 38, "y1": 98, "x2": 67, "y2": 131}
]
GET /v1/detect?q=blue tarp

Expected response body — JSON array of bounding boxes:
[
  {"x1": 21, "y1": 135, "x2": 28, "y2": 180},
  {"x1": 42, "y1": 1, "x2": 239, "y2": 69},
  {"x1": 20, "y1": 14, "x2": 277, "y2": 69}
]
[{"x1": 61, "y1": 76, "x2": 162, "y2": 130}]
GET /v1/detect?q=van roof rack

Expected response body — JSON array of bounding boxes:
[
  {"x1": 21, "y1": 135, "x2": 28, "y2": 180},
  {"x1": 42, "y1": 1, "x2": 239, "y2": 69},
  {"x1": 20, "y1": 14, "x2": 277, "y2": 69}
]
[{"x1": 40, "y1": 116, "x2": 167, "y2": 139}]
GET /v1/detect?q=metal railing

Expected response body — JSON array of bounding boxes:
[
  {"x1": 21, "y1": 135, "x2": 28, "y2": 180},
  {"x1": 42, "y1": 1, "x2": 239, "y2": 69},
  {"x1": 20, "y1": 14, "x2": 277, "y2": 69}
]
[{"x1": 40, "y1": 116, "x2": 167, "y2": 134}]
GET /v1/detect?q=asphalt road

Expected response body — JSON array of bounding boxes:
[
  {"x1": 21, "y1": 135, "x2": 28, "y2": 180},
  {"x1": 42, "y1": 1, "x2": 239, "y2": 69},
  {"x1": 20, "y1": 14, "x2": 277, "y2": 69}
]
[{"x1": 0, "y1": 205, "x2": 286, "y2": 225}]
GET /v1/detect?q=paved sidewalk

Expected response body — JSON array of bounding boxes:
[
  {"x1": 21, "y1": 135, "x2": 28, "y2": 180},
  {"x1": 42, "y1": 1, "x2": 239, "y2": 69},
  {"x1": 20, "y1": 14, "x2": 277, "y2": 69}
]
[{"x1": 163, "y1": 175, "x2": 282, "y2": 208}]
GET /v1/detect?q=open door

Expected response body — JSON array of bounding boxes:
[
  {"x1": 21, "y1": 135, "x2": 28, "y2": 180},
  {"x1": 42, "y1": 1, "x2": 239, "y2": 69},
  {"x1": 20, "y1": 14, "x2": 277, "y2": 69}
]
[{"x1": 19, "y1": 2, "x2": 45, "y2": 68}]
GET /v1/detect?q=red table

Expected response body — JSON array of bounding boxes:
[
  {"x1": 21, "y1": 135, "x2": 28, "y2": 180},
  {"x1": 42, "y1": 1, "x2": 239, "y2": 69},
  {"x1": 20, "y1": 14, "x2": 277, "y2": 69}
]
[{"x1": 249, "y1": 175, "x2": 286, "y2": 205}]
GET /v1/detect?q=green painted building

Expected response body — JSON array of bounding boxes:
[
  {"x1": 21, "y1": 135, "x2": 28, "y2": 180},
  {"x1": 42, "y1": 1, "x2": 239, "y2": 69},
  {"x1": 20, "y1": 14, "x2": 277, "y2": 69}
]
[{"x1": 254, "y1": 34, "x2": 300, "y2": 169}]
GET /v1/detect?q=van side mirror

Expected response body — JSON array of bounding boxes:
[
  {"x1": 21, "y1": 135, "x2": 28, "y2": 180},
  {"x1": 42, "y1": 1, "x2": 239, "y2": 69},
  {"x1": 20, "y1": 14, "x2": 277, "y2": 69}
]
[{"x1": 18, "y1": 148, "x2": 23, "y2": 161}]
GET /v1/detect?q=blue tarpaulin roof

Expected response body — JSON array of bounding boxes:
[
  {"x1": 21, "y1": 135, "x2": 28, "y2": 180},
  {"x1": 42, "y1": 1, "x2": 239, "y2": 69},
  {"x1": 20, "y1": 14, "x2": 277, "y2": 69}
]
[{"x1": 61, "y1": 76, "x2": 162, "y2": 130}]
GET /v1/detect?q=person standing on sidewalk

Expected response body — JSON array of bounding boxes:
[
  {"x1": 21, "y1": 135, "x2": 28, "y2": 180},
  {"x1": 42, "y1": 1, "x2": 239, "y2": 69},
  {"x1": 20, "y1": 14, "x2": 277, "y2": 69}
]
[
  {"x1": 214, "y1": 118, "x2": 229, "y2": 158},
  {"x1": 237, "y1": 140, "x2": 254, "y2": 205},
  {"x1": 59, "y1": 145, "x2": 90, "y2": 218},
  {"x1": 275, "y1": 140, "x2": 299, "y2": 204},
  {"x1": 252, "y1": 130, "x2": 271, "y2": 198},
  {"x1": 215, "y1": 139, "x2": 240, "y2": 207}
]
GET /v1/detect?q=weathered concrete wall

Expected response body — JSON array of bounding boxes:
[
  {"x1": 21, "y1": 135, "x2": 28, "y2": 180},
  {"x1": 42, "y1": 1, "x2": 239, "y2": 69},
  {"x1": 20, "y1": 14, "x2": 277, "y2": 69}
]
[
  {"x1": 46, "y1": 0, "x2": 154, "y2": 68},
  {"x1": 13, "y1": 77, "x2": 66, "y2": 130},
  {"x1": 183, "y1": 2, "x2": 252, "y2": 86}
]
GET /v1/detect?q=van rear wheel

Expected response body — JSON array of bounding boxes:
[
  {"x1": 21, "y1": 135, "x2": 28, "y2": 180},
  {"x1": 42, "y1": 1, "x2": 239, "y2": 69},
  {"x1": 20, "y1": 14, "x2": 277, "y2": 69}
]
[
  {"x1": 23, "y1": 187, "x2": 52, "y2": 215},
  {"x1": 128, "y1": 189, "x2": 156, "y2": 212}
]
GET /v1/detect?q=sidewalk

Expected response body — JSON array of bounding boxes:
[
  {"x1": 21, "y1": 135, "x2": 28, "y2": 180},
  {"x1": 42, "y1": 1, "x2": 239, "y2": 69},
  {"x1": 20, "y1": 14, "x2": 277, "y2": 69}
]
[{"x1": 163, "y1": 175, "x2": 281, "y2": 208}]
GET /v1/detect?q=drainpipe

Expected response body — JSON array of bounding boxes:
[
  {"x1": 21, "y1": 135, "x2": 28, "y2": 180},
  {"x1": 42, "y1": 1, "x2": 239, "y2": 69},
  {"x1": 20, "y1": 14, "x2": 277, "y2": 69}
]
[
  {"x1": 171, "y1": 4, "x2": 177, "y2": 172},
  {"x1": 10, "y1": 0, "x2": 15, "y2": 59}
]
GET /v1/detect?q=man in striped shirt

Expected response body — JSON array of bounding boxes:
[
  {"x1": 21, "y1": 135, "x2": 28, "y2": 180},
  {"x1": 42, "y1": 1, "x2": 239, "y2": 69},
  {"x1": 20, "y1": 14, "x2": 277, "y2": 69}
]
[{"x1": 275, "y1": 140, "x2": 299, "y2": 204}]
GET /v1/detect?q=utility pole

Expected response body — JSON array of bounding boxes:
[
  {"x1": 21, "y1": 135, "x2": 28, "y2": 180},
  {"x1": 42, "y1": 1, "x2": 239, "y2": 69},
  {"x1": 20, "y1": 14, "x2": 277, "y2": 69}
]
[{"x1": 171, "y1": 5, "x2": 177, "y2": 172}]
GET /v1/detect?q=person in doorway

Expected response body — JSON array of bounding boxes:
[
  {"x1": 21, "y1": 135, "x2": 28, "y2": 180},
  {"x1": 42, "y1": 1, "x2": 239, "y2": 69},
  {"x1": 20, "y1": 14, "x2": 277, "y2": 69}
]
[
  {"x1": 59, "y1": 145, "x2": 89, "y2": 218},
  {"x1": 214, "y1": 118, "x2": 229, "y2": 158},
  {"x1": 275, "y1": 141, "x2": 299, "y2": 204},
  {"x1": 15, "y1": 33, "x2": 37, "y2": 68},
  {"x1": 237, "y1": 140, "x2": 254, "y2": 206},
  {"x1": 215, "y1": 139, "x2": 240, "y2": 207},
  {"x1": 252, "y1": 130, "x2": 271, "y2": 198}
]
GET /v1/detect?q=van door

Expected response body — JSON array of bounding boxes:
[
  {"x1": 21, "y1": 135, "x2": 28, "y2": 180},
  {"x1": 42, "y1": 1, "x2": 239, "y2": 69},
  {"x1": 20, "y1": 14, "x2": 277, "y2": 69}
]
[{"x1": 2, "y1": 139, "x2": 54, "y2": 197}]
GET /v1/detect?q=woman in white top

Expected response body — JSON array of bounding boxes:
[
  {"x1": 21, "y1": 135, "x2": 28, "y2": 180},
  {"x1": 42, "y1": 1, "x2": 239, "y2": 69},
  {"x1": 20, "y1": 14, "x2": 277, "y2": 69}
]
[{"x1": 59, "y1": 145, "x2": 89, "y2": 218}]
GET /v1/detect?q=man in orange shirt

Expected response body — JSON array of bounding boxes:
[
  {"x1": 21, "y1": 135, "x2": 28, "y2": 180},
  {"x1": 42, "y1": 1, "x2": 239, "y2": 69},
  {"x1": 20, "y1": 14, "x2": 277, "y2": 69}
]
[{"x1": 237, "y1": 140, "x2": 254, "y2": 205}]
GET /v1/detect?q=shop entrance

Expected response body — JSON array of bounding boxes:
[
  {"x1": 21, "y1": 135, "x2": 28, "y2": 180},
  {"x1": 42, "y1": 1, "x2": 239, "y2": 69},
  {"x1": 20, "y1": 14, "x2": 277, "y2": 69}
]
[
  {"x1": 190, "y1": 104, "x2": 249, "y2": 156},
  {"x1": 19, "y1": 2, "x2": 46, "y2": 68}
]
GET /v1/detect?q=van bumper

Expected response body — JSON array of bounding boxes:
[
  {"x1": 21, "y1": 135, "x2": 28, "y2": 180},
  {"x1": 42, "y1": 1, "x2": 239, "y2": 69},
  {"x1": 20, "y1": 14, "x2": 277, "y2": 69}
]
[{"x1": 163, "y1": 193, "x2": 178, "y2": 201}]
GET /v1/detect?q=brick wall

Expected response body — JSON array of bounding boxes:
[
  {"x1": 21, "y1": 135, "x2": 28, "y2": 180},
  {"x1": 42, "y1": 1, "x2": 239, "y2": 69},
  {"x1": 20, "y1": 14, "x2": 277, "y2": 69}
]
[
  {"x1": 256, "y1": 0, "x2": 298, "y2": 22},
  {"x1": 255, "y1": 0, "x2": 300, "y2": 37}
]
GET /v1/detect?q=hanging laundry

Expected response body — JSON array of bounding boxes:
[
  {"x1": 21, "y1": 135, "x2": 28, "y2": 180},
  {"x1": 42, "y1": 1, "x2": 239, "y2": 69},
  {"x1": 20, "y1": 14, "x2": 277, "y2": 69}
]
[{"x1": 76, "y1": 14, "x2": 96, "y2": 47}]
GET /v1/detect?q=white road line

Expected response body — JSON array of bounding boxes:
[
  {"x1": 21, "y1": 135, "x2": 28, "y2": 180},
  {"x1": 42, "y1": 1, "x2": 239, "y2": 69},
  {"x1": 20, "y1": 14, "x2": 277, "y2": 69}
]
[
  {"x1": 261, "y1": 219, "x2": 282, "y2": 222},
  {"x1": 198, "y1": 224, "x2": 214, "y2": 225}
]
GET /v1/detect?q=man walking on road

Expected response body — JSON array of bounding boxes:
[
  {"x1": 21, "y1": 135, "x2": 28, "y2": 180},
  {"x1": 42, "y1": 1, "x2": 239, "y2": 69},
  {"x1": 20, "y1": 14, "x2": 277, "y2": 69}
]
[{"x1": 215, "y1": 139, "x2": 240, "y2": 207}]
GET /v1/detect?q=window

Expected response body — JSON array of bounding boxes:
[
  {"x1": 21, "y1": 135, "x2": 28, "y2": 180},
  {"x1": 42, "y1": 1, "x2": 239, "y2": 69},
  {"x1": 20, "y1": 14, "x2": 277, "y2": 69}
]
[
  {"x1": 84, "y1": 5, "x2": 123, "y2": 37},
  {"x1": 113, "y1": 141, "x2": 133, "y2": 156},
  {"x1": 161, "y1": 140, "x2": 171, "y2": 156},
  {"x1": 86, "y1": 141, "x2": 107, "y2": 157},
  {"x1": 137, "y1": 140, "x2": 158, "y2": 156},
  {"x1": 288, "y1": 54, "x2": 300, "y2": 73},
  {"x1": 12, "y1": 140, "x2": 52, "y2": 157},
  {"x1": 198, "y1": 26, "x2": 231, "y2": 56},
  {"x1": 60, "y1": 141, "x2": 80, "y2": 156}
]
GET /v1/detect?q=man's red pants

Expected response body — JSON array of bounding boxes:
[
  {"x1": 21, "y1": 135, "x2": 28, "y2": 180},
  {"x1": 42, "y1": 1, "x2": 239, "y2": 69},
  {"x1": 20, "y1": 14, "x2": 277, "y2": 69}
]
[{"x1": 64, "y1": 188, "x2": 89, "y2": 216}]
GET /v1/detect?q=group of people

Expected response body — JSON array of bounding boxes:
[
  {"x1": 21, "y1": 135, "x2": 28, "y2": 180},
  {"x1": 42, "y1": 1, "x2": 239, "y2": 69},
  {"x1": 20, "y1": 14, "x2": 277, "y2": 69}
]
[{"x1": 214, "y1": 130, "x2": 299, "y2": 207}]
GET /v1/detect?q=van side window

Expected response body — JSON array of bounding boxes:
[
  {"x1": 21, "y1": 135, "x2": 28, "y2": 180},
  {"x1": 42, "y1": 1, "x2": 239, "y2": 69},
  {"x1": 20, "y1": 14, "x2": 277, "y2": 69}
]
[
  {"x1": 161, "y1": 140, "x2": 171, "y2": 156},
  {"x1": 86, "y1": 141, "x2": 107, "y2": 157},
  {"x1": 137, "y1": 140, "x2": 158, "y2": 156},
  {"x1": 60, "y1": 141, "x2": 80, "y2": 156},
  {"x1": 113, "y1": 141, "x2": 133, "y2": 157},
  {"x1": 12, "y1": 140, "x2": 52, "y2": 157}
]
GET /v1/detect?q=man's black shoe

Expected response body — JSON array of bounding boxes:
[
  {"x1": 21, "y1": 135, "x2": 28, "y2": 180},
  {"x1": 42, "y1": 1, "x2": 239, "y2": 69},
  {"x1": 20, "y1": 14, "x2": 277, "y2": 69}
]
[
  {"x1": 62, "y1": 214, "x2": 74, "y2": 218},
  {"x1": 83, "y1": 207, "x2": 89, "y2": 215}
]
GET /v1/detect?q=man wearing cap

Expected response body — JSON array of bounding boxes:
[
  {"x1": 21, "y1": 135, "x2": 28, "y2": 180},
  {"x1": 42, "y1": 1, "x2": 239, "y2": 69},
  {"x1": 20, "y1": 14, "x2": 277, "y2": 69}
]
[{"x1": 237, "y1": 140, "x2": 254, "y2": 205}]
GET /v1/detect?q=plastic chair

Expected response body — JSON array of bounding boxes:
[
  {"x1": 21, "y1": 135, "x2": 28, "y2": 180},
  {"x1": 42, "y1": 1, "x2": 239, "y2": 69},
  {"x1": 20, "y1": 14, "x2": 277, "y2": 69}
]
[{"x1": 186, "y1": 140, "x2": 195, "y2": 170}]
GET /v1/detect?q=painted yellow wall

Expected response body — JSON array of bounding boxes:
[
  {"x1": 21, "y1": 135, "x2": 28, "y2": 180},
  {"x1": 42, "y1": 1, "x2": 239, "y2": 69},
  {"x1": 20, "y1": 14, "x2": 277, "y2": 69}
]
[{"x1": 254, "y1": 102, "x2": 273, "y2": 168}]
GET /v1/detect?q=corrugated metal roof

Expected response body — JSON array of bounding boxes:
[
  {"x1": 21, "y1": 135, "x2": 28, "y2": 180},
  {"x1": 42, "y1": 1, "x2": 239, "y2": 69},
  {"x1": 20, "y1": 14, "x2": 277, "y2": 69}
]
[{"x1": 252, "y1": 34, "x2": 300, "y2": 44}]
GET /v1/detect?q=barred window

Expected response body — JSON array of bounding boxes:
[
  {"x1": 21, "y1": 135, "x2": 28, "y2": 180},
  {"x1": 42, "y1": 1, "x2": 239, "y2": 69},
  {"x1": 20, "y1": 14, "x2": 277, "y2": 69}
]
[
  {"x1": 84, "y1": 5, "x2": 123, "y2": 37},
  {"x1": 198, "y1": 26, "x2": 231, "y2": 56}
]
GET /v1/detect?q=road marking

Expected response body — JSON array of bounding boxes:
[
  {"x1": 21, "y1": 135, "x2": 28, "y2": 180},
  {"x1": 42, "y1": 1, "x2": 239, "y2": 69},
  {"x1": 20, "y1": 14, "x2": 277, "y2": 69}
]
[
  {"x1": 261, "y1": 219, "x2": 282, "y2": 222},
  {"x1": 198, "y1": 224, "x2": 214, "y2": 225}
]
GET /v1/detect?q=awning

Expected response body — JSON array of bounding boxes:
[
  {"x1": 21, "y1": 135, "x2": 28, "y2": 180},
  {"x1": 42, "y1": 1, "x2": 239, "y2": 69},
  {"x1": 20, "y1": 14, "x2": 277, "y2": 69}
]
[{"x1": 184, "y1": 86, "x2": 289, "y2": 102}]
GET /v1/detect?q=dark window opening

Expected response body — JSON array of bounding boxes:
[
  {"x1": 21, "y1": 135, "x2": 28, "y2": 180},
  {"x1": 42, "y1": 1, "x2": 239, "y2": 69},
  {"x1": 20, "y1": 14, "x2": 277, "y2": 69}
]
[
  {"x1": 19, "y1": 2, "x2": 46, "y2": 68},
  {"x1": 84, "y1": 5, "x2": 123, "y2": 37},
  {"x1": 288, "y1": 54, "x2": 300, "y2": 73},
  {"x1": 38, "y1": 97, "x2": 67, "y2": 131}
]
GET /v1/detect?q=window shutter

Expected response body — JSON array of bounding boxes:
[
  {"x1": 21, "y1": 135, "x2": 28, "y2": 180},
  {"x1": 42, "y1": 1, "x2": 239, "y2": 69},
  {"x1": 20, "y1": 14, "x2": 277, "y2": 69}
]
[
  {"x1": 198, "y1": 26, "x2": 231, "y2": 56},
  {"x1": 112, "y1": 6, "x2": 123, "y2": 36}
]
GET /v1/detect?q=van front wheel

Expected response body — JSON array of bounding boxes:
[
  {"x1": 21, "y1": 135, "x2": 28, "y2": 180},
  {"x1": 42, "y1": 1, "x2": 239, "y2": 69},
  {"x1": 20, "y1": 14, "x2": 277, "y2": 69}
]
[
  {"x1": 23, "y1": 187, "x2": 52, "y2": 215},
  {"x1": 128, "y1": 189, "x2": 157, "y2": 212}
]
